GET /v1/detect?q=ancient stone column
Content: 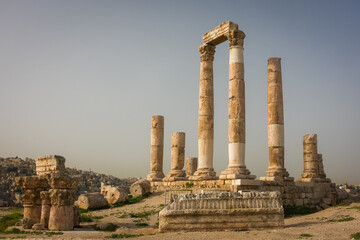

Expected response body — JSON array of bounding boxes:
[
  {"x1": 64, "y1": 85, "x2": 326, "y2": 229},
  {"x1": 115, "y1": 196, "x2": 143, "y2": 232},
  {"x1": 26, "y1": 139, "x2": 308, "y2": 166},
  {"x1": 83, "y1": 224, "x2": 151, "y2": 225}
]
[
  {"x1": 22, "y1": 188, "x2": 42, "y2": 225},
  {"x1": 147, "y1": 115, "x2": 165, "y2": 181},
  {"x1": 298, "y1": 134, "x2": 320, "y2": 180},
  {"x1": 190, "y1": 44, "x2": 217, "y2": 180},
  {"x1": 39, "y1": 191, "x2": 50, "y2": 229},
  {"x1": 263, "y1": 58, "x2": 290, "y2": 181},
  {"x1": 186, "y1": 157, "x2": 198, "y2": 177},
  {"x1": 220, "y1": 30, "x2": 254, "y2": 180},
  {"x1": 48, "y1": 189, "x2": 76, "y2": 231},
  {"x1": 164, "y1": 132, "x2": 186, "y2": 181}
]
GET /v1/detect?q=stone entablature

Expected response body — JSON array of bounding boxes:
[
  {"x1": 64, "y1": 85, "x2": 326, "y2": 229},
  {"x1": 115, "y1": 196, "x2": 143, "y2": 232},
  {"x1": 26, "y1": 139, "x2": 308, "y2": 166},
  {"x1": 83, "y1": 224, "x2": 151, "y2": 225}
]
[
  {"x1": 36, "y1": 155, "x2": 65, "y2": 175},
  {"x1": 159, "y1": 191, "x2": 284, "y2": 232},
  {"x1": 202, "y1": 21, "x2": 240, "y2": 45}
]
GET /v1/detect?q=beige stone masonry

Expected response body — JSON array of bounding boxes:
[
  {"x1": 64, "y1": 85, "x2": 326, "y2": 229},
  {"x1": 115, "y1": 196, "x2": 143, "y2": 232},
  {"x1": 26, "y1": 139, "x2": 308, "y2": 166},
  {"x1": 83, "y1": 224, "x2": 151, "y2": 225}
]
[
  {"x1": 164, "y1": 132, "x2": 186, "y2": 181},
  {"x1": 186, "y1": 157, "x2": 198, "y2": 177},
  {"x1": 36, "y1": 155, "x2": 65, "y2": 175},
  {"x1": 147, "y1": 115, "x2": 165, "y2": 182}
]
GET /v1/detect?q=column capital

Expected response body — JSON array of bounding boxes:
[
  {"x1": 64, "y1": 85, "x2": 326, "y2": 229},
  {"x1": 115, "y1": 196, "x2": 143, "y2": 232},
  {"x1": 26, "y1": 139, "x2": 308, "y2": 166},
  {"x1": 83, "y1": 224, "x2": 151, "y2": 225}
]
[
  {"x1": 199, "y1": 44, "x2": 216, "y2": 62},
  {"x1": 227, "y1": 30, "x2": 245, "y2": 47}
]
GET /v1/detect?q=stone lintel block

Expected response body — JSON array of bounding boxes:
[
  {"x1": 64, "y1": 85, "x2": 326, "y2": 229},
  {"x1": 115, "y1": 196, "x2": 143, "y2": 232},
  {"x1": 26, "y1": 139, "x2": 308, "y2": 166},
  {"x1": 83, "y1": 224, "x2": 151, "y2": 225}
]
[
  {"x1": 36, "y1": 155, "x2": 65, "y2": 175},
  {"x1": 202, "y1": 21, "x2": 239, "y2": 45},
  {"x1": 232, "y1": 179, "x2": 261, "y2": 186},
  {"x1": 16, "y1": 175, "x2": 49, "y2": 189}
]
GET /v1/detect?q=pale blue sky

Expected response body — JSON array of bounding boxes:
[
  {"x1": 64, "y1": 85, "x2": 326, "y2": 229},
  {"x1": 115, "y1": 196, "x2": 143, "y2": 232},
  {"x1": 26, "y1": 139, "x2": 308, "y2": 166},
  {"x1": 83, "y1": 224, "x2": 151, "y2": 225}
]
[{"x1": 0, "y1": 0, "x2": 359, "y2": 184}]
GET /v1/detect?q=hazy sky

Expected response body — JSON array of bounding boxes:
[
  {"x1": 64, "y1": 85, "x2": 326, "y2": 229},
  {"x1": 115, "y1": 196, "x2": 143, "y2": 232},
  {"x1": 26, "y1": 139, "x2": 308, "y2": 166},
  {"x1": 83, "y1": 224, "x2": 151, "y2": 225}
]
[{"x1": 0, "y1": 0, "x2": 359, "y2": 184}]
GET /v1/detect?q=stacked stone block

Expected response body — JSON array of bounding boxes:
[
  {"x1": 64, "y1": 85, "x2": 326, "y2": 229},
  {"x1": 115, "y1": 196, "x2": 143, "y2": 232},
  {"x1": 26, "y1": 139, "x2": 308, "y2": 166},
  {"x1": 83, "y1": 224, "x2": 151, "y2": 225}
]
[{"x1": 185, "y1": 157, "x2": 198, "y2": 177}]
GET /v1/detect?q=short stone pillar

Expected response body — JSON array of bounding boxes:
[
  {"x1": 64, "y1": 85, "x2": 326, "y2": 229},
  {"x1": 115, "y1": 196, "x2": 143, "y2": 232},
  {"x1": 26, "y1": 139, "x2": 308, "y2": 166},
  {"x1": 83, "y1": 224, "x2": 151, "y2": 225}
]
[
  {"x1": 147, "y1": 115, "x2": 165, "y2": 182},
  {"x1": 301, "y1": 134, "x2": 319, "y2": 179},
  {"x1": 48, "y1": 188, "x2": 76, "y2": 231},
  {"x1": 40, "y1": 191, "x2": 51, "y2": 229},
  {"x1": 164, "y1": 132, "x2": 186, "y2": 181},
  {"x1": 186, "y1": 157, "x2": 198, "y2": 177},
  {"x1": 260, "y1": 58, "x2": 292, "y2": 182},
  {"x1": 191, "y1": 44, "x2": 217, "y2": 180}
]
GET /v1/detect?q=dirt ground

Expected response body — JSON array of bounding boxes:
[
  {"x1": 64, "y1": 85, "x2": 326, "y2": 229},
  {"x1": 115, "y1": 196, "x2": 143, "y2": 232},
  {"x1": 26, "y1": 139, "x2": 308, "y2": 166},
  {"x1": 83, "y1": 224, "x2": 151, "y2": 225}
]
[{"x1": 1, "y1": 192, "x2": 359, "y2": 240}]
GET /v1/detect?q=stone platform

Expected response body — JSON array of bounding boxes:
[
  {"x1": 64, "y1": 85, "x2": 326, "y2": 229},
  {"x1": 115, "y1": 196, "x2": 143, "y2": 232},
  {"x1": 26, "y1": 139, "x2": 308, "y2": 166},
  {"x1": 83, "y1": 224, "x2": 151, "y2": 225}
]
[{"x1": 159, "y1": 191, "x2": 284, "y2": 232}]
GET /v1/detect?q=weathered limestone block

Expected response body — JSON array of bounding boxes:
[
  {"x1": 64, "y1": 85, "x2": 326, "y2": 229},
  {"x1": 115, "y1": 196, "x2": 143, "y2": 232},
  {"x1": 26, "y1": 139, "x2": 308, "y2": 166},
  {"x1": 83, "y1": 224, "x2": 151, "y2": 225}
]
[
  {"x1": 46, "y1": 173, "x2": 80, "y2": 189},
  {"x1": 159, "y1": 191, "x2": 284, "y2": 232},
  {"x1": 36, "y1": 155, "x2": 65, "y2": 175},
  {"x1": 186, "y1": 158, "x2": 198, "y2": 177},
  {"x1": 77, "y1": 193, "x2": 108, "y2": 210},
  {"x1": 22, "y1": 188, "x2": 42, "y2": 224},
  {"x1": 130, "y1": 179, "x2": 151, "y2": 198},
  {"x1": 147, "y1": 115, "x2": 165, "y2": 181},
  {"x1": 101, "y1": 185, "x2": 128, "y2": 205},
  {"x1": 15, "y1": 175, "x2": 49, "y2": 189}
]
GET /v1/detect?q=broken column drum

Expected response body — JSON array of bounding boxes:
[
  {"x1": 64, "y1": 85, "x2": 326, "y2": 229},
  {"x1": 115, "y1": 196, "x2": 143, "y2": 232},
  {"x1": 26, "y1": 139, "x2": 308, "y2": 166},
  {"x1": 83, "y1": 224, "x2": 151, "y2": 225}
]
[
  {"x1": 301, "y1": 134, "x2": 320, "y2": 179},
  {"x1": 40, "y1": 191, "x2": 51, "y2": 229},
  {"x1": 147, "y1": 115, "x2": 165, "y2": 181},
  {"x1": 186, "y1": 157, "x2": 198, "y2": 177},
  {"x1": 164, "y1": 132, "x2": 186, "y2": 180},
  {"x1": 265, "y1": 58, "x2": 290, "y2": 179}
]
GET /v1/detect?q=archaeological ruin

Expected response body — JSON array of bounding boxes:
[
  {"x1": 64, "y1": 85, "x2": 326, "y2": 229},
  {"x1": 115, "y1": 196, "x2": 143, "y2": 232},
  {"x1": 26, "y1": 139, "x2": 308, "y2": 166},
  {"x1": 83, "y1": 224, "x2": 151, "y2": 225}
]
[
  {"x1": 16, "y1": 155, "x2": 80, "y2": 231},
  {"x1": 147, "y1": 21, "x2": 338, "y2": 214}
]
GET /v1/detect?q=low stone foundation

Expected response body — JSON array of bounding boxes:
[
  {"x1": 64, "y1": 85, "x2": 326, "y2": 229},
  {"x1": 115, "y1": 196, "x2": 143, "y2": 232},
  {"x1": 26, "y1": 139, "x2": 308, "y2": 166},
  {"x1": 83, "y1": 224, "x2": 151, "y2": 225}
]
[{"x1": 159, "y1": 191, "x2": 284, "y2": 232}]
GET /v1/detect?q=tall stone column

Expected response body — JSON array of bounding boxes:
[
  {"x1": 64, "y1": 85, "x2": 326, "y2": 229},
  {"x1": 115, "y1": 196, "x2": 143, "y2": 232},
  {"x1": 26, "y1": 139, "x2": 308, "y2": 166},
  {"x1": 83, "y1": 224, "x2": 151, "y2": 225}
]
[
  {"x1": 186, "y1": 157, "x2": 198, "y2": 177},
  {"x1": 262, "y1": 58, "x2": 291, "y2": 181},
  {"x1": 190, "y1": 44, "x2": 217, "y2": 180},
  {"x1": 147, "y1": 115, "x2": 165, "y2": 182},
  {"x1": 220, "y1": 30, "x2": 254, "y2": 180},
  {"x1": 164, "y1": 132, "x2": 186, "y2": 181}
]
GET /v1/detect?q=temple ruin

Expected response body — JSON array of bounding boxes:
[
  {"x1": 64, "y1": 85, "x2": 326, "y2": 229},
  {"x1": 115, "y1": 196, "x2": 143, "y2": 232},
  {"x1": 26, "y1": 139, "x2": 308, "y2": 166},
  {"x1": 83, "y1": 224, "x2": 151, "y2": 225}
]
[
  {"x1": 16, "y1": 155, "x2": 80, "y2": 231},
  {"x1": 147, "y1": 21, "x2": 338, "y2": 211}
]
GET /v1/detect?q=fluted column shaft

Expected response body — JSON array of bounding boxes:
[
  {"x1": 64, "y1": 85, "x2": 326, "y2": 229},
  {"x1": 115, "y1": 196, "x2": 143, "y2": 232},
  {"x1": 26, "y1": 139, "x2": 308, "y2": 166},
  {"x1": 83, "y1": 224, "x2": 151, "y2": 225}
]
[{"x1": 147, "y1": 115, "x2": 165, "y2": 181}]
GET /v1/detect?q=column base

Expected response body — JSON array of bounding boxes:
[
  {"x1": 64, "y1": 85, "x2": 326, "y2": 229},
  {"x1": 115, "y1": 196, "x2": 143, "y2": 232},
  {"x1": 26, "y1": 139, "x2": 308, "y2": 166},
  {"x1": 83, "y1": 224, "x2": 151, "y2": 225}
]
[
  {"x1": 265, "y1": 167, "x2": 290, "y2": 178},
  {"x1": 219, "y1": 166, "x2": 254, "y2": 180},
  {"x1": 163, "y1": 170, "x2": 187, "y2": 182},
  {"x1": 147, "y1": 171, "x2": 165, "y2": 182},
  {"x1": 301, "y1": 171, "x2": 321, "y2": 179},
  {"x1": 189, "y1": 168, "x2": 217, "y2": 180},
  {"x1": 296, "y1": 177, "x2": 331, "y2": 183}
]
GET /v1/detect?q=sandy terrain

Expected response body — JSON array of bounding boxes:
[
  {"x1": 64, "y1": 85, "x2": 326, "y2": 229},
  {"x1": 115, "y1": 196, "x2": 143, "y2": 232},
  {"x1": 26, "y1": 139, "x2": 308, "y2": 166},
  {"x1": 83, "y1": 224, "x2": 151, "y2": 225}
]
[{"x1": 1, "y1": 192, "x2": 359, "y2": 240}]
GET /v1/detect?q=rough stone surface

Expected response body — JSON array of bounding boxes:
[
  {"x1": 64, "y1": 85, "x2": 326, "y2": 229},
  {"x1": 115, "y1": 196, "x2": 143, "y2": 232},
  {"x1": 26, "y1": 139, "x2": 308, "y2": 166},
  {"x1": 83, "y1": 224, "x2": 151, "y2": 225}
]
[
  {"x1": 77, "y1": 192, "x2": 108, "y2": 210},
  {"x1": 185, "y1": 158, "x2": 198, "y2": 177},
  {"x1": 130, "y1": 179, "x2": 151, "y2": 198},
  {"x1": 36, "y1": 155, "x2": 65, "y2": 175},
  {"x1": 48, "y1": 205, "x2": 74, "y2": 231},
  {"x1": 147, "y1": 115, "x2": 165, "y2": 181},
  {"x1": 159, "y1": 191, "x2": 284, "y2": 232},
  {"x1": 101, "y1": 185, "x2": 128, "y2": 205}
]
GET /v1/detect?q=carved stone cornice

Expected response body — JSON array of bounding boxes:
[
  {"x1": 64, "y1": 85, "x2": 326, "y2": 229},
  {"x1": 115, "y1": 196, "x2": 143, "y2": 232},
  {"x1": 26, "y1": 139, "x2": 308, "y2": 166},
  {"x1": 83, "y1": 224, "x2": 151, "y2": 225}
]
[
  {"x1": 227, "y1": 30, "x2": 245, "y2": 47},
  {"x1": 199, "y1": 44, "x2": 216, "y2": 62}
]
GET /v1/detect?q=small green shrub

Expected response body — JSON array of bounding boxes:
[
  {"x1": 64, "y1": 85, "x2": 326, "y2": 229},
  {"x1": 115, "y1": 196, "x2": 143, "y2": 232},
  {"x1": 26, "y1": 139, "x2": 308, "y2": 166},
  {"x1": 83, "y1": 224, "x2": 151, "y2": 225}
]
[
  {"x1": 129, "y1": 210, "x2": 155, "y2": 218},
  {"x1": 80, "y1": 214, "x2": 93, "y2": 222},
  {"x1": 95, "y1": 223, "x2": 118, "y2": 232},
  {"x1": 351, "y1": 232, "x2": 360, "y2": 239},
  {"x1": 118, "y1": 213, "x2": 127, "y2": 218},
  {"x1": 299, "y1": 233, "x2": 313, "y2": 238},
  {"x1": 328, "y1": 216, "x2": 355, "y2": 222},
  {"x1": 332, "y1": 202, "x2": 351, "y2": 207},
  {"x1": 135, "y1": 222, "x2": 148, "y2": 227},
  {"x1": 0, "y1": 212, "x2": 23, "y2": 233},
  {"x1": 106, "y1": 233, "x2": 144, "y2": 238},
  {"x1": 184, "y1": 182, "x2": 194, "y2": 188},
  {"x1": 46, "y1": 232, "x2": 63, "y2": 236},
  {"x1": 4, "y1": 228, "x2": 26, "y2": 234}
]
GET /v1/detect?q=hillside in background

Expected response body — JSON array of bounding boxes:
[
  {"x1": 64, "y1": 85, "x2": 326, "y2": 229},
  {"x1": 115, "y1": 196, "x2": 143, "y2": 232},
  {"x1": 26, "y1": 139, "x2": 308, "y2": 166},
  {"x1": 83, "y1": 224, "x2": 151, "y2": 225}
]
[{"x1": 0, "y1": 157, "x2": 136, "y2": 206}]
